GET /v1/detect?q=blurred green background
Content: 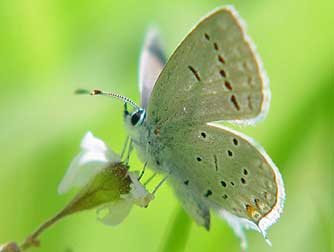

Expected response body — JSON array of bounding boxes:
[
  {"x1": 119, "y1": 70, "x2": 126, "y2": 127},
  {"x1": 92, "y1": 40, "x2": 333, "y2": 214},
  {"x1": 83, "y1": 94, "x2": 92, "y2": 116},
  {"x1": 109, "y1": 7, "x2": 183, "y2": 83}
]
[{"x1": 0, "y1": 0, "x2": 333, "y2": 251}]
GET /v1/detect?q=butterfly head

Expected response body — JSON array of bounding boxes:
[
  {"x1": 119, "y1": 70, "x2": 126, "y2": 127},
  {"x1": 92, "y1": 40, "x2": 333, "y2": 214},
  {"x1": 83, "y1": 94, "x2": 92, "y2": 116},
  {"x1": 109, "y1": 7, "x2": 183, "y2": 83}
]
[
  {"x1": 123, "y1": 103, "x2": 147, "y2": 145},
  {"x1": 124, "y1": 104, "x2": 146, "y2": 127}
]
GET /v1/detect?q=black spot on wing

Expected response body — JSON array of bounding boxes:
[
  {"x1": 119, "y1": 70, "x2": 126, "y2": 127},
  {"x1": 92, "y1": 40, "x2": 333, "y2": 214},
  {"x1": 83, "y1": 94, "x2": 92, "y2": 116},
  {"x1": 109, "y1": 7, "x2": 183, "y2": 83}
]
[
  {"x1": 188, "y1": 65, "x2": 201, "y2": 81},
  {"x1": 230, "y1": 95, "x2": 240, "y2": 111},
  {"x1": 204, "y1": 189, "x2": 212, "y2": 197},
  {"x1": 213, "y1": 155, "x2": 218, "y2": 171},
  {"x1": 221, "y1": 180, "x2": 227, "y2": 187}
]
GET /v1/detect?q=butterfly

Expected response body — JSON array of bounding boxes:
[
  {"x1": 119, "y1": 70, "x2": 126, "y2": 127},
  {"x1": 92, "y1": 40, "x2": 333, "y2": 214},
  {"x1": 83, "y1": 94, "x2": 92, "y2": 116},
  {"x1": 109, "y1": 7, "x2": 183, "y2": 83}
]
[{"x1": 87, "y1": 6, "x2": 285, "y2": 249}]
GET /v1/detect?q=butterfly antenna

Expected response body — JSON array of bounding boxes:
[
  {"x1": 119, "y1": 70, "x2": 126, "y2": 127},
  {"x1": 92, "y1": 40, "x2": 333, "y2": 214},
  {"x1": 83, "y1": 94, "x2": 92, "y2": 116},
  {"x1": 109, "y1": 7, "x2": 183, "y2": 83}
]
[{"x1": 75, "y1": 89, "x2": 140, "y2": 110}]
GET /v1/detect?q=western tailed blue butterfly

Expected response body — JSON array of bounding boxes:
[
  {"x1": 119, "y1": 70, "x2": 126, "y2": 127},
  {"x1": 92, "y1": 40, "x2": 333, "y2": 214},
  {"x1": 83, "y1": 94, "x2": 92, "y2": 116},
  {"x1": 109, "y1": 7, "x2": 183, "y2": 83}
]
[{"x1": 82, "y1": 6, "x2": 285, "y2": 249}]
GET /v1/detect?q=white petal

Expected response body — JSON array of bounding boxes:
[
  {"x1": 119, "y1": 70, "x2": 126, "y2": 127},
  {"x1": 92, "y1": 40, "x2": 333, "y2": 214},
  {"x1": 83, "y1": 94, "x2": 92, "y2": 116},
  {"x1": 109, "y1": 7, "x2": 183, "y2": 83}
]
[
  {"x1": 80, "y1": 131, "x2": 120, "y2": 163},
  {"x1": 127, "y1": 172, "x2": 154, "y2": 207},
  {"x1": 96, "y1": 200, "x2": 133, "y2": 226},
  {"x1": 58, "y1": 131, "x2": 120, "y2": 194},
  {"x1": 81, "y1": 131, "x2": 108, "y2": 152},
  {"x1": 58, "y1": 154, "x2": 108, "y2": 194}
]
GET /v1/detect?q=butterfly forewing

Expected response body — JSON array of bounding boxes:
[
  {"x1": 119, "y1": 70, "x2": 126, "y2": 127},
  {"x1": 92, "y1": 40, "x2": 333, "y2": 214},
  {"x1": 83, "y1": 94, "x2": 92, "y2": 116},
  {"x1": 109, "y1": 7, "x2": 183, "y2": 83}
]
[
  {"x1": 147, "y1": 7, "x2": 269, "y2": 125},
  {"x1": 139, "y1": 28, "x2": 166, "y2": 108},
  {"x1": 163, "y1": 122, "x2": 284, "y2": 229}
]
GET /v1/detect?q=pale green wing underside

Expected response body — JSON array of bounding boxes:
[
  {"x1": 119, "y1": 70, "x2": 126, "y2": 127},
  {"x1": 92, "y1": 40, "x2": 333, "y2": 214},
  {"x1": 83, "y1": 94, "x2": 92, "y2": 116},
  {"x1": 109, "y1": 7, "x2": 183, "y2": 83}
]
[
  {"x1": 171, "y1": 179, "x2": 210, "y2": 229},
  {"x1": 165, "y1": 123, "x2": 284, "y2": 229},
  {"x1": 147, "y1": 7, "x2": 269, "y2": 125}
]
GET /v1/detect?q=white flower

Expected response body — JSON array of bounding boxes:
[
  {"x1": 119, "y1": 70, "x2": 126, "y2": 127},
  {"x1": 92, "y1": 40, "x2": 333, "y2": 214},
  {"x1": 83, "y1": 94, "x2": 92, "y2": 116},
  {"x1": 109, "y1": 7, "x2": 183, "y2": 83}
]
[
  {"x1": 58, "y1": 131, "x2": 120, "y2": 194},
  {"x1": 58, "y1": 131, "x2": 153, "y2": 226},
  {"x1": 96, "y1": 171, "x2": 154, "y2": 226}
]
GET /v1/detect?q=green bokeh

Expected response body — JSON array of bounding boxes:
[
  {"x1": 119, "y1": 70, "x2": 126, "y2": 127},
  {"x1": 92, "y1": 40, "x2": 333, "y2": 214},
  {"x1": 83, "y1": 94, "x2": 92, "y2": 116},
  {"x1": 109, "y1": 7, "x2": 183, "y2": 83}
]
[{"x1": 0, "y1": 0, "x2": 333, "y2": 251}]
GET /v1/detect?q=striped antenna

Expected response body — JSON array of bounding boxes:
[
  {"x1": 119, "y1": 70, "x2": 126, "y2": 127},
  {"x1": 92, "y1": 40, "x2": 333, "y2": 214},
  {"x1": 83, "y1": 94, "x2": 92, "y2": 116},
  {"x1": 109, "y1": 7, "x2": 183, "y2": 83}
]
[{"x1": 75, "y1": 89, "x2": 140, "y2": 110}]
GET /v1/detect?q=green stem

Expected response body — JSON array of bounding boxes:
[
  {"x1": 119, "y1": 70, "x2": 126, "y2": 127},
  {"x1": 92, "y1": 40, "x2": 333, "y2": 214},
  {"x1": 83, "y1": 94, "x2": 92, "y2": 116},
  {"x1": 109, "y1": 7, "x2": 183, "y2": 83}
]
[
  {"x1": 20, "y1": 209, "x2": 68, "y2": 251},
  {"x1": 161, "y1": 207, "x2": 192, "y2": 252}
]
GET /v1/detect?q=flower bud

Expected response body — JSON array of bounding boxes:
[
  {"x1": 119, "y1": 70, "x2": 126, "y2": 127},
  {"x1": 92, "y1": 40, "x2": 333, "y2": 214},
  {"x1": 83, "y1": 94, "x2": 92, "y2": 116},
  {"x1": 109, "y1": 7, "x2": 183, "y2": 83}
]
[{"x1": 58, "y1": 132, "x2": 154, "y2": 225}]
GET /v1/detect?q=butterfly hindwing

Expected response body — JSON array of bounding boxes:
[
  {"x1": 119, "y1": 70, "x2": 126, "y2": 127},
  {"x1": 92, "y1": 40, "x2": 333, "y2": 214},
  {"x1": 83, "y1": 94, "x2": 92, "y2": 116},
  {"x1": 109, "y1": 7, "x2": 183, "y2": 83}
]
[
  {"x1": 163, "y1": 122, "x2": 284, "y2": 232},
  {"x1": 172, "y1": 179, "x2": 211, "y2": 230},
  {"x1": 147, "y1": 7, "x2": 269, "y2": 125}
]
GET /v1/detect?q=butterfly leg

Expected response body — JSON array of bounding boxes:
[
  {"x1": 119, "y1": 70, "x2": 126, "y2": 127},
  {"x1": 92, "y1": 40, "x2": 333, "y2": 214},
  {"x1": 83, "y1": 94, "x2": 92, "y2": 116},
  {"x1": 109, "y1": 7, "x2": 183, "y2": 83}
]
[
  {"x1": 152, "y1": 175, "x2": 169, "y2": 195},
  {"x1": 138, "y1": 161, "x2": 148, "y2": 181},
  {"x1": 124, "y1": 139, "x2": 133, "y2": 165},
  {"x1": 120, "y1": 136, "x2": 129, "y2": 160},
  {"x1": 144, "y1": 173, "x2": 157, "y2": 186}
]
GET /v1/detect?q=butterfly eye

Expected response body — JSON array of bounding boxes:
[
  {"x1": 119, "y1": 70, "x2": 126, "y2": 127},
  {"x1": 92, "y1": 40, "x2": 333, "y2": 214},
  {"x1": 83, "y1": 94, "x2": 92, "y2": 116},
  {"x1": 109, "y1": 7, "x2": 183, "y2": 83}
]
[{"x1": 130, "y1": 109, "x2": 146, "y2": 126}]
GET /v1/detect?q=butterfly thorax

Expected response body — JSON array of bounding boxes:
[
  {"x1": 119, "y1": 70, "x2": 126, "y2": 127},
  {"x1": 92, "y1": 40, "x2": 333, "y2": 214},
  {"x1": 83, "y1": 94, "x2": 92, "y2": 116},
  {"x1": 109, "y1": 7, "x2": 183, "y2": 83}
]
[{"x1": 124, "y1": 114, "x2": 172, "y2": 175}]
